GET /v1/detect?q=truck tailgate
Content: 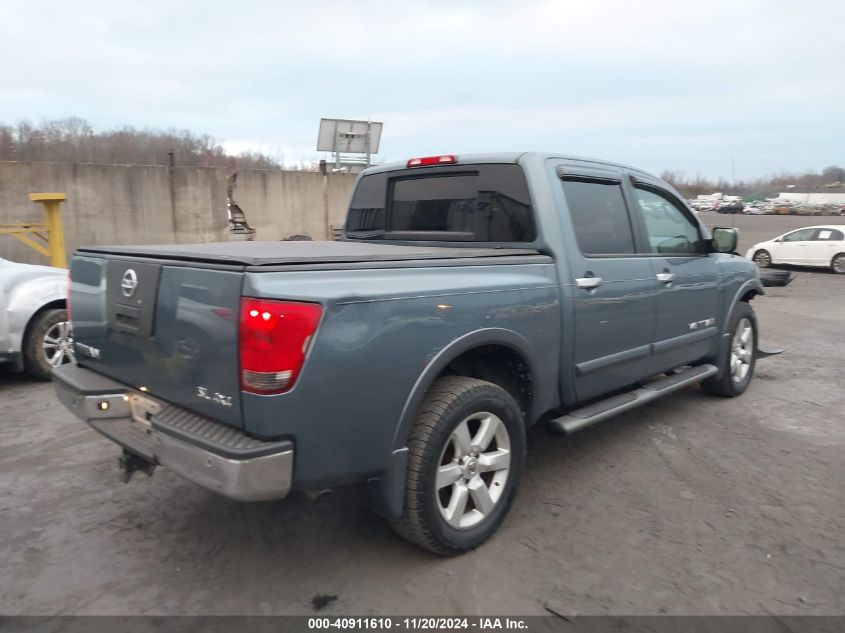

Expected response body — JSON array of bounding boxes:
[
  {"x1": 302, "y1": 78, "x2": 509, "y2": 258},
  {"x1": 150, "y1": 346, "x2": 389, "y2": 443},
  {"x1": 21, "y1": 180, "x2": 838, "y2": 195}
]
[{"x1": 70, "y1": 255, "x2": 244, "y2": 429}]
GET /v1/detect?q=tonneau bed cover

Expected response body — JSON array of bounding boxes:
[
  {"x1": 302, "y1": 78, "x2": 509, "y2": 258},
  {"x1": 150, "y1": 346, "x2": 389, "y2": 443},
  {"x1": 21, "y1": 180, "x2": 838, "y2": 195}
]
[{"x1": 77, "y1": 241, "x2": 541, "y2": 267}]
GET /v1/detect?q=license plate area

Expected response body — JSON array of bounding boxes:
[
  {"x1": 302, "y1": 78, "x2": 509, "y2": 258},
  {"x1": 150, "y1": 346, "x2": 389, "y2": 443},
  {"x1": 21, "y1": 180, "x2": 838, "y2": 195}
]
[{"x1": 129, "y1": 393, "x2": 163, "y2": 430}]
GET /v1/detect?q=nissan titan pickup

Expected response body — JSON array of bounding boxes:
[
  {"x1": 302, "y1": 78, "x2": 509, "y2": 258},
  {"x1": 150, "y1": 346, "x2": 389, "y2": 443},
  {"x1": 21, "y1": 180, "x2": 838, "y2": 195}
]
[{"x1": 53, "y1": 152, "x2": 771, "y2": 555}]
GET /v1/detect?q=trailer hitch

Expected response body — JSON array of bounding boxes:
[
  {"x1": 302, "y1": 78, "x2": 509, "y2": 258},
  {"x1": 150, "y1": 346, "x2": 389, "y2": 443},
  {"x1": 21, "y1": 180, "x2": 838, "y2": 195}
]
[{"x1": 118, "y1": 449, "x2": 156, "y2": 483}]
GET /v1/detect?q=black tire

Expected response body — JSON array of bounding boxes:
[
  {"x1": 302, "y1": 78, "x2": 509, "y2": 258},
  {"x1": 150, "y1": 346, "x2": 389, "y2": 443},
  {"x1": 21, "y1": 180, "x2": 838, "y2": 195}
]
[
  {"x1": 701, "y1": 302, "x2": 757, "y2": 397},
  {"x1": 23, "y1": 309, "x2": 73, "y2": 381},
  {"x1": 753, "y1": 249, "x2": 772, "y2": 268},
  {"x1": 831, "y1": 253, "x2": 845, "y2": 274},
  {"x1": 390, "y1": 376, "x2": 526, "y2": 556}
]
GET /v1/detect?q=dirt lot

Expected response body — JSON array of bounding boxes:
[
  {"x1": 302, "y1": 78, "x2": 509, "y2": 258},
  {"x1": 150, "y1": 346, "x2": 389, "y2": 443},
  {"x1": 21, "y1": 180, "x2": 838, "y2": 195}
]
[{"x1": 1, "y1": 214, "x2": 843, "y2": 616}]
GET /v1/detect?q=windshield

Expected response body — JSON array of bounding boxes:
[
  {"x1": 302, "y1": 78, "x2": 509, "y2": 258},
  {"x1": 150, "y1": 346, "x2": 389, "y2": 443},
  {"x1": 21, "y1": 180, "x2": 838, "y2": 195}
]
[{"x1": 345, "y1": 164, "x2": 535, "y2": 242}]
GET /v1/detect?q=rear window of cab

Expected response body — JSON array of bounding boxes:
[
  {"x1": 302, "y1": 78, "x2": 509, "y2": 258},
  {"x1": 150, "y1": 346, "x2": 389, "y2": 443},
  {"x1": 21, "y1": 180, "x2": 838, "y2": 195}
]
[{"x1": 346, "y1": 164, "x2": 536, "y2": 242}]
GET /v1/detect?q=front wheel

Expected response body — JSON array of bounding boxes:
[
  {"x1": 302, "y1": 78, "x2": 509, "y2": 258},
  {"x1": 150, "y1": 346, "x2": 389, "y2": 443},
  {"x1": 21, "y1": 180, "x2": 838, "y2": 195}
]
[
  {"x1": 831, "y1": 253, "x2": 845, "y2": 274},
  {"x1": 701, "y1": 302, "x2": 757, "y2": 397},
  {"x1": 23, "y1": 309, "x2": 75, "y2": 380},
  {"x1": 753, "y1": 249, "x2": 772, "y2": 268},
  {"x1": 390, "y1": 376, "x2": 526, "y2": 556}
]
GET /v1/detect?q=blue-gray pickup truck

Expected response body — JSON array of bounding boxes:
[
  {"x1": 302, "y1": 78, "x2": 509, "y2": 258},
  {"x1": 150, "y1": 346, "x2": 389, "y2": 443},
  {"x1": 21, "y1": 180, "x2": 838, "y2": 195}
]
[{"x1": 53, "y1": 152, "x2": 770, "y2": 555}]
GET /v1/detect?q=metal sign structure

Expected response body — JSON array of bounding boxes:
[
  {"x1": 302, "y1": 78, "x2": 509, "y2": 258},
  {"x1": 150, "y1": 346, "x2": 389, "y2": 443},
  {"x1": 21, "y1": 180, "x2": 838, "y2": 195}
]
[
  {"x1": 317, "y1": 118, "x2": 383, "y2": 171},
  {"x1": 0, "y1": 193, "x2": 68, "y2": 268}
]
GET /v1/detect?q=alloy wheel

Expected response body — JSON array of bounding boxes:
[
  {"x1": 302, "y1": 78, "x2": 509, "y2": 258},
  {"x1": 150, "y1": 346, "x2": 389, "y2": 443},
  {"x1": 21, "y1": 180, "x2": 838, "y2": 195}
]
[
  {"x1": 730, "y1": 318, "x2": 753, "y2": 384},
  {"x1": 754, "y1": 251, "x2": 771, "y2": 267},
  {"x1": 43, "y1": 321, "x2": 75, "y2": 367},
  {"x1": 436, "y1": 412, "x2": 511, "y2": 529}
]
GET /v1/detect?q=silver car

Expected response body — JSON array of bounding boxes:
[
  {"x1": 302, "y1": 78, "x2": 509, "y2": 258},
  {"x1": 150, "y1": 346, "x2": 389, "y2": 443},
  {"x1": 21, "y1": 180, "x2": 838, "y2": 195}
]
[{"x1": 0, "y1": 258, "x2": 74, "y2": 380}]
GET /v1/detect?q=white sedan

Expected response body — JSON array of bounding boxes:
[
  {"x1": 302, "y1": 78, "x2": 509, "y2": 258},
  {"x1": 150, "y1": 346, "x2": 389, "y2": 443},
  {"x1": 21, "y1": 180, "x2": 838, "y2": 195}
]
[{"x1": 746, "y1": 225, "x2": 845, "y2": 274}]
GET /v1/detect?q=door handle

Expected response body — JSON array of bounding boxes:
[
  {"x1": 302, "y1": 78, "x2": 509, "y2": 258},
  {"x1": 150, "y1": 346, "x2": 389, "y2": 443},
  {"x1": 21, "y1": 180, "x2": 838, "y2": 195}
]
[
  {"x1": 575, "y1": 276, "x2": 602, "y2": 289},
  {"x1": 656, "y1": 272, "x2": 676, "y2": 284}
]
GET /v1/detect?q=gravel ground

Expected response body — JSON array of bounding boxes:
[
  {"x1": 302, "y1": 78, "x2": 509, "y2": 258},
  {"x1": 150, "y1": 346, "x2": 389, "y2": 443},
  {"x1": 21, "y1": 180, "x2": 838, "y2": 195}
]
[{"x1": 1, "y1": 214, "x2": 843, "y2": 616}]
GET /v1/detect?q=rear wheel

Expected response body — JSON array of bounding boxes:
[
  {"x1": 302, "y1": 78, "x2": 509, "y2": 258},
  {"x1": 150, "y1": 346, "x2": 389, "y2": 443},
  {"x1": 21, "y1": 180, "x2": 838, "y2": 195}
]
[
  {"x1": 390, "y1": 376, "x2": 525, "y2": 556},
  {"x1": 831, "y1": 253, "x2": 845, "y2": 274},
  {"x1": 753, "y1": 249, "x2": 772, "y2": 268},
  {"x1": 701, "y1": 302, "x2": 757, "y2": 397},
  {"x1": 23, "y1": 309, "x2": 74, "y2": 380}
]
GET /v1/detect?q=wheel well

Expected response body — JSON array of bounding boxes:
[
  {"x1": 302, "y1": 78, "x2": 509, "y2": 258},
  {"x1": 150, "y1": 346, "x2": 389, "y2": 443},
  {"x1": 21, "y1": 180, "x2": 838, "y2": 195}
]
[
  {"x1": 439, "y1": 344, "x2": 533, "y2": 421},
  {"x1": 741, "y1": 289, "x2": 759, "y2": 303},
  {"x1": 22, "y1": 300, "x2": 67, "y2": 344},
  {"x1": 40, "y1": 299, "x2": 66, "y2": 312}
]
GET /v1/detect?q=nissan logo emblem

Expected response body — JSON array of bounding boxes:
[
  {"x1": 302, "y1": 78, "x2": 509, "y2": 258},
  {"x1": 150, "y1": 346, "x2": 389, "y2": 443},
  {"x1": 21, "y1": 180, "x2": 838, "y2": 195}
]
[{"x1": 121, "y1": 269, "x2": 138, "y2": 298}]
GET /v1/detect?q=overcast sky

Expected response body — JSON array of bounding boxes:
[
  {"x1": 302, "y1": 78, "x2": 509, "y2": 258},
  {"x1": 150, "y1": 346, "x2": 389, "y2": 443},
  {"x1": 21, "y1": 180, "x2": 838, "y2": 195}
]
[{"x1": 1, "y1": 0, "x2": 843, "y2": 179}]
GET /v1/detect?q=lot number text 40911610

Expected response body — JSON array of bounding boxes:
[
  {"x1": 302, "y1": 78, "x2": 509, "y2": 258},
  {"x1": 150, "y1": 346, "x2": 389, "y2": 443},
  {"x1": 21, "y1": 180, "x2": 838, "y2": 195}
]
[{"x1": 307, "y1": 617, "x2": 529, "y2": 630}]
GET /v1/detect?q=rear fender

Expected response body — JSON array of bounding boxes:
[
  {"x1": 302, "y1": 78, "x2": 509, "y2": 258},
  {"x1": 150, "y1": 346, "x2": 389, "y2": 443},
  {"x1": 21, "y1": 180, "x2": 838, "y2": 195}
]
[{"x1": 369, "y1": 328, "x2": 538, "y2": 519}]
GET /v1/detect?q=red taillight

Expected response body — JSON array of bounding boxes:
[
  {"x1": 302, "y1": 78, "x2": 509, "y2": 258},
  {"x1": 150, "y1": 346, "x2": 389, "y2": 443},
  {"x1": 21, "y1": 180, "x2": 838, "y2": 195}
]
[
  {"x1": 238, "y1": 298, "x2": 322, "y2": 394},
  {"x1": 406, "y1": 154, "x2": 457, "y2": 168}
]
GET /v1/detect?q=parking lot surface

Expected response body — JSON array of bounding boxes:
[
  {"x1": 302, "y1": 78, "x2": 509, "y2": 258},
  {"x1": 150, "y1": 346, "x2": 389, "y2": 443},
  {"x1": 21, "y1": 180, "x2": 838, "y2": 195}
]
[{"x1": 1, "y1": 215, "x2": 843, "y2": 615}]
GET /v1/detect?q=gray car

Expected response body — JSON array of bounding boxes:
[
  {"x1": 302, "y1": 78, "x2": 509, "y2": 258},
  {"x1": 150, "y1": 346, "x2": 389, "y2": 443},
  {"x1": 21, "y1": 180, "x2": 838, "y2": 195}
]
[{"x1": 1, "y1": 258, "x2": 74, "y2": 379}]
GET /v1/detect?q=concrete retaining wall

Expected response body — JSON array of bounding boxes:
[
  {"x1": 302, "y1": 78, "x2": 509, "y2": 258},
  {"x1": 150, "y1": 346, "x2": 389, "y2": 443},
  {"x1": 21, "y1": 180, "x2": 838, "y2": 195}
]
[
  {"x1": 233, "y1": 170, "x2": 356, "y2": 242},
  {"x1": 0, "y1": 161, "x2": 357, "y2": 265},
  {"x1": 0, "y1": 161, "x2": 230, "y2": 264},
  {"x1": 0, "y1": 161, "x2": 355, "y2": 264}
]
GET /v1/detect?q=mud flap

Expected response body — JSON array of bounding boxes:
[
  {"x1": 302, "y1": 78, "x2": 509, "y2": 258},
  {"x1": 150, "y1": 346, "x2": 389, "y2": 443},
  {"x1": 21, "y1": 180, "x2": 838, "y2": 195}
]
[{"x1": 365, "y1": 447, "x2": 408, "y2": 519}]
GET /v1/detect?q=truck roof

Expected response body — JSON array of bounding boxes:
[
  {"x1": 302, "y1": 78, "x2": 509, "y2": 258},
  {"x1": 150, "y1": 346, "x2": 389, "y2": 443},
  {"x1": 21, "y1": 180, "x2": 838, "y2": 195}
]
[{"x1": 363, "y1": 151, "x2": 657, "y2": 180}]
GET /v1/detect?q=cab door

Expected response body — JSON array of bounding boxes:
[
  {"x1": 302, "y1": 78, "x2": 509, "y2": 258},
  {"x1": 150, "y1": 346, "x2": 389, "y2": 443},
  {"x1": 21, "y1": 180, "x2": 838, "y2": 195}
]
[
  {"x1": 625, "y1": 177, "x2": 722, "y2": 372},
  {"x1": 808, "y1": 228, "x2": 843, "y2": 265},
  {"x1": 555, "y1": 165, "x2": 658, "y2": 402},
  {"x1": 773, "y1": 228, "x2": 816, "y2": 264}
]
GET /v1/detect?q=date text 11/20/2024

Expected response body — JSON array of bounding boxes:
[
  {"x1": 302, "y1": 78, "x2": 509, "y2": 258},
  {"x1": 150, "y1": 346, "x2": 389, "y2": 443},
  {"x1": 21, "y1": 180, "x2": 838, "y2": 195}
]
[{"x1": 307, "y1": 617, "x2": 529, "y2": 630}]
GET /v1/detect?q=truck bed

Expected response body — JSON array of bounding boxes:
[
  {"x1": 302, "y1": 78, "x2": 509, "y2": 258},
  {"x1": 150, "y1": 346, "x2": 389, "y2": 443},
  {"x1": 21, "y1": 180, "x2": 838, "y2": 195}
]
[{"x1": 78, "y1": 240, "x2": 541, "y2": 267}]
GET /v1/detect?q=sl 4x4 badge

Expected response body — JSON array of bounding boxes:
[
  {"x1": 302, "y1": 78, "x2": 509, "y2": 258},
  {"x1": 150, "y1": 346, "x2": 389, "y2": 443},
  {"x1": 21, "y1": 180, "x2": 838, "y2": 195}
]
[
  {"x1": 689, "y1": 318, "x2": 715, "y2": 331},
  {"x1": 196, "y1": 386, "x2": 233, "y2": 408}
]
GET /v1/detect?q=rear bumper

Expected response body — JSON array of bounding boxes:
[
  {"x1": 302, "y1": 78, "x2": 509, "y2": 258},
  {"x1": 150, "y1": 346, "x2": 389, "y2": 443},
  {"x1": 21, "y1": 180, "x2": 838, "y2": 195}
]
[{"x1": 52, "y1": 365, "x2": 294, "y2": 502}]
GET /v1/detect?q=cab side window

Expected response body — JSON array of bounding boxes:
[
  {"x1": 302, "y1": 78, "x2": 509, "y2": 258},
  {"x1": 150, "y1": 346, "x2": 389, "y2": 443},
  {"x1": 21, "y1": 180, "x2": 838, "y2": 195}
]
[
  {"x1": 561, "y1": 179, "x2": 636, "y2": 255},
  {"x1": 633, "y1": 186, "x2": 704, "y2": 255}
]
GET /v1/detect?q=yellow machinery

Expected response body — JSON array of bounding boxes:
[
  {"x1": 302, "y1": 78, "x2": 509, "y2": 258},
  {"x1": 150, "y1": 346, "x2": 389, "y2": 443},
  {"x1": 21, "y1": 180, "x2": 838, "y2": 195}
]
[{"x1": 0, "y1": 193, "x2": 67, "y2": 268}]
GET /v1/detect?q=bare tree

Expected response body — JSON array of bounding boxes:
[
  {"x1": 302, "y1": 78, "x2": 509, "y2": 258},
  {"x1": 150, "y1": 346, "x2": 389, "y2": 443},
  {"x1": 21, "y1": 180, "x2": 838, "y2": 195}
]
[
  {"x1": 0, "y1": 117, "x2": 288, "y2": 170},
  {"x1": 821, "y1": 165, "x2": 845, "y2": 185}
]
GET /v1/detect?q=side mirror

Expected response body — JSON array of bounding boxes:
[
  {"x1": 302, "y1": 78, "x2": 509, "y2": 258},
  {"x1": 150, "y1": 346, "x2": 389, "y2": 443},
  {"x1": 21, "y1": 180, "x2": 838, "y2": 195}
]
[{"x1": 711, "y1": 227, "x2": 738, "y2": 253}]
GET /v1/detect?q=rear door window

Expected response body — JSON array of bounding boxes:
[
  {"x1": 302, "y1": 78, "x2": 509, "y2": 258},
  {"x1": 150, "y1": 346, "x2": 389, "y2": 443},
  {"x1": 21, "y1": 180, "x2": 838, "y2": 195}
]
[
  {"x1": 346, "y1": 164, "x2": 535, "y2": 242},
  {"x1": 560, "y1": 179, "x2": 636, "y2": 255},
  {"x1": 813, "y1": 229, "x2": 844, "y2": 241}
]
